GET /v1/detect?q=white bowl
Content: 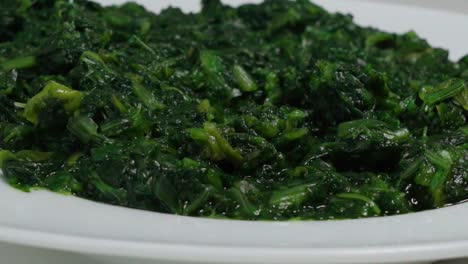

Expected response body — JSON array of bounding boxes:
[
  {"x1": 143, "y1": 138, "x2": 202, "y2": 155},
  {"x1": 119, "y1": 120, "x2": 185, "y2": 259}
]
[{"x1": 0, "y1": 1, "x2": 467, "y2": 264}]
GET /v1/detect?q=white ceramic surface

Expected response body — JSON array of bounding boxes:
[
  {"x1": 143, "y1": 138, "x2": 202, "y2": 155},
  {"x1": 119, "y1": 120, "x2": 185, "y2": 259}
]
[
  {"x1": 0, "y1": 1, "x2": 467, "y2": 264},
  {"x1": 372, "y1": 0, "x2": 468, "y2": 14}
]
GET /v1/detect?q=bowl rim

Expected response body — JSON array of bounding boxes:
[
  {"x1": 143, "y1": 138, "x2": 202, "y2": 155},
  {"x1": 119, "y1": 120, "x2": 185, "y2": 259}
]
[
  {"x1": 2, "y1": 205, "x2": 468, "y2": 263},
  {"x1": 2, "y1": 184, "x2": 468, "y2": 263}
]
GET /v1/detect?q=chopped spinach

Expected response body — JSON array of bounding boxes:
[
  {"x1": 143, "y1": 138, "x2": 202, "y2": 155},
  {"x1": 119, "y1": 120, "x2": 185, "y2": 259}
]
[{"x1": 0, "y1": 0, "x2": 466, "y2": 220}]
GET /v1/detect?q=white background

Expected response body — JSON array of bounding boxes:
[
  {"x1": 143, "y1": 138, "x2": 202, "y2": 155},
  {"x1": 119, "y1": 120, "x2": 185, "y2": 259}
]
[
  {"x1": 2, "y1": 0, "x2": 467, "y2": 263},
  {"x1": 373, "y1": 0, "x2": 468, "y2": 14}
]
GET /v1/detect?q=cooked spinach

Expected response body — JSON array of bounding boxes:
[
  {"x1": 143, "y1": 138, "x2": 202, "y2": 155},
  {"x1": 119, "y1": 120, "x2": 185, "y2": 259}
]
[{"x1": 0, "y1": 0, "x2": 466, "y2": 220}]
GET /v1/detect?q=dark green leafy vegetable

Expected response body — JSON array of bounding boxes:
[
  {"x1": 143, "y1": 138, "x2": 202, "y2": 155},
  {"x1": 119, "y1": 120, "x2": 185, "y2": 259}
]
[{"x1": 0, "y1": 0, "x2": 466, "y2": 221}]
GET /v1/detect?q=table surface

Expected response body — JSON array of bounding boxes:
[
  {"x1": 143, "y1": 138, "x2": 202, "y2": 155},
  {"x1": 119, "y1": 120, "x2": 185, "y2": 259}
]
[{"x1": 2, "y1": 0, "x2": 468, "y2": 263}]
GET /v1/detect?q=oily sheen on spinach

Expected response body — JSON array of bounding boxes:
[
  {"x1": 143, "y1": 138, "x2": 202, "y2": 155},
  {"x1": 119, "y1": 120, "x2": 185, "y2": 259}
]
[{"x1": 0, "y1": 0, "x2": 467, "y2": 220}]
